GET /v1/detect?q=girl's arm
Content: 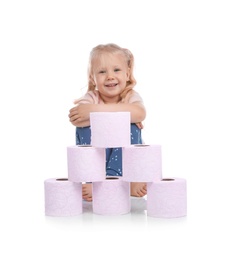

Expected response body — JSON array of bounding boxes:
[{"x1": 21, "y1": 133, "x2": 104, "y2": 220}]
[{"x1": 68, "y1": 102, "x2": 146, "y2": 127}]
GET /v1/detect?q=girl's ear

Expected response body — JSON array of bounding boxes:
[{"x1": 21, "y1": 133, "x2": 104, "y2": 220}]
[
  {"x1": 90, "y1": 75, "x2": 96, "y2": 86},
  {"x1": 126, "y1": 68, "x2": 131, "y2": 81}
]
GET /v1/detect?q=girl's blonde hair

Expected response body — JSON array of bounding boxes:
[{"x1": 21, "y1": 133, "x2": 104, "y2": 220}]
[{"x1": 87, "y1": 43, "x2": 136, "y2": 102}]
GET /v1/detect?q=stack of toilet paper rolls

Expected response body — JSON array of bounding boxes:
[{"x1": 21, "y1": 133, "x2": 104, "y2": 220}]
[{"x1": 44, "y1": 112, "x2": 187, "y2": 218}]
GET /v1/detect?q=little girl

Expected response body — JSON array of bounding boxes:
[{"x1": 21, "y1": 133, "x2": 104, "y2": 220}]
[{"x1": 68, "y1": 43, "x2": 147, "y2": 201}]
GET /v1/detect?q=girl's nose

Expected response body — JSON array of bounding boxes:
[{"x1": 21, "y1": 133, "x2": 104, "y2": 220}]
[{"x1": 107, "y1": 71, "x2": 114, "y2": 80}]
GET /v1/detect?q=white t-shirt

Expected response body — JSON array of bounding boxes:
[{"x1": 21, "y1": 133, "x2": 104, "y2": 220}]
[{"x1": 74, "y1": 90, "x2": 144, "y2": 105}]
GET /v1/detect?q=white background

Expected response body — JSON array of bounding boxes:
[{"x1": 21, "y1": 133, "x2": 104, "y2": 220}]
[{"x1": 0, "y1": 0, "x2": 229, "y2": 259}]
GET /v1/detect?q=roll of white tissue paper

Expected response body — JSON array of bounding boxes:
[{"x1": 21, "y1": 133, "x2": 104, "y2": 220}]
[
  {"x1": 44, "y1": 178, "x2": 82, "y2": 217},
  {"x1": 92, "y1": 177, "x2": 131, "y2": 215},
  {"x1": 147, "y1": 178, "x2": 187, "y2": 218},
  {"x1": 122, "y1": 145, "x2": 162, "y2": 182},
  {"x1": 67, "y1": 145, "x2": 106, "y2": 182},
  {"x1": 90, "y1": 112, "x2": 131, "y2": 148}
]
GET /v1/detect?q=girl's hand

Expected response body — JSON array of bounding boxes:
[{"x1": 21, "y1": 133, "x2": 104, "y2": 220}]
[
  {"x1": 135, "y1": 122, "x2": 144, "y2": 129},
  {"x1": 68, "y1": 103, "x2": 92, "y2": 126}
]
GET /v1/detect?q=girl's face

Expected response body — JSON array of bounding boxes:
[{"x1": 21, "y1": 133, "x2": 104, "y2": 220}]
[{"x1": 91, "y1": 52, "x2": 130, "y2": 103}]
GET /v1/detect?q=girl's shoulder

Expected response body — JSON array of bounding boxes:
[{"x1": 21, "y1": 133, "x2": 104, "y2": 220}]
[
  {"x1": 126, "y1": 89, "x2": 144, "y2": 103},
  {"x1": 75, "y1": 90, "x2": 100, "y2": 104},
  {"x1": 86, "y1": 90, "x2": 101, "y2": 103}
]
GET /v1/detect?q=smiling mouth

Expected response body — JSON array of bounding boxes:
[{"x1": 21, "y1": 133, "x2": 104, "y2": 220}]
[{"x1": 105, "y1": 83, "x2": 118, "y2": 87}]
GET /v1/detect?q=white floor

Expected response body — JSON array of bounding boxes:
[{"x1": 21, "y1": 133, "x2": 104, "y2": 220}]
[
  {"x1": 1, "y1": 181, "x2": 229, "y2": 260},
  {"x1": 1, "y1": 142, "x2": 229, "y2": 260}
]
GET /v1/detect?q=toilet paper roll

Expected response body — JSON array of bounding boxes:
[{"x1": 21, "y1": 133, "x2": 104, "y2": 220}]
[
  {"x1": 90, "y1": 112, "x2": 131, "y2": 148},
  {"x1": 67, "y1": 145, "x2": 106, "y2": 182},
  {"x1": 44, "y1": 178, "x2": 82, "y2": 217},
  {"x1": 147, "y1": 178, "x2": 187, "y2": 218},
  {"x1": 122, "y1": 145, "x2": 162, "y2": 182},
  {"x1": 92, "y1": 177, "x2": 131, "y2": 215}
]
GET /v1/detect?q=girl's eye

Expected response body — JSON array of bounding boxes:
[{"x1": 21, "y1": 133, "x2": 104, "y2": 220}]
[
  {"x1": 99, "y1": 70, "x2": 106, "y2": 74},
  {"x1": 114, "y1": 68, "x2": 121, "y2": 72}
]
